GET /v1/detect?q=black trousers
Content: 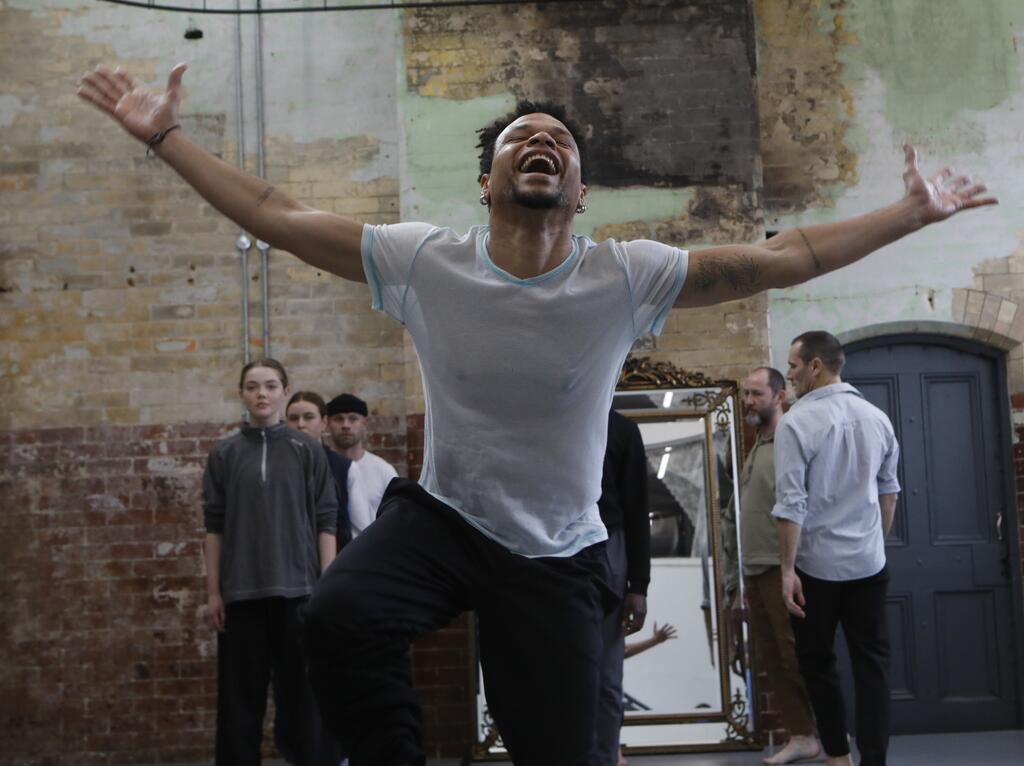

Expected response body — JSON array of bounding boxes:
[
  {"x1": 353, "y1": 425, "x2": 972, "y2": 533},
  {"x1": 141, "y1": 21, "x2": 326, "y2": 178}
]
[
  {"x1": 595, "y1": 528, "x2": 627, "y2": 765},
  {"x1": 304, "y1": 478, "x2": 615, "y2": 766},
  {"x1": 216, "y1": 596, "x2": 338, "y2": 766},
  {"x1": 790, "y1": 565, "x2": 890, "y2": 766}
]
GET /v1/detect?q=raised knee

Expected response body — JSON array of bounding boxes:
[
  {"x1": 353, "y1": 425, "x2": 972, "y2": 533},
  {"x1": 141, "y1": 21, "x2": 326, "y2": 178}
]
[{"x1": 305, "y1": 572, "x2": 372, "y2": 637}]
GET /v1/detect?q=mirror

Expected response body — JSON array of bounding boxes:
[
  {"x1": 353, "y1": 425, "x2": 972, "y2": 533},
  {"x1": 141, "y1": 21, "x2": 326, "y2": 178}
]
[{"x1": 469, "y1": 358, "x2": 758, "y2": 759}]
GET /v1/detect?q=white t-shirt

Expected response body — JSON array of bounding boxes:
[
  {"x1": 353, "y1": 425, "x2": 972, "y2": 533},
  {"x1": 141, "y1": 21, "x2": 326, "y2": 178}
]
[
  {"x1": 361, "y1": 223, "x2": 687, "y2": 557},
  {"x1": 345, "y1": 451, "x2": 399, "y2": 537}
]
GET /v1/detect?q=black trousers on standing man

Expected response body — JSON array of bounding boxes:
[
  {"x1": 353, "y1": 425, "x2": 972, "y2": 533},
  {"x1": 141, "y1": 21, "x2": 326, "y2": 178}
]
[
  {"x1": 304, "y1": 478, "x2": 616, "y2": 766},
  {"x1": 790, "y1": 565, "x2": 891, "y2": 766}
]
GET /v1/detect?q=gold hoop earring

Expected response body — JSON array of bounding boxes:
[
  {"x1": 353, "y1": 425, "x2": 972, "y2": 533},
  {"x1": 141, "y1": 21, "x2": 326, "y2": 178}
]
[{"x1": 480, "y1": 194, "x2": 489, "y2": 207}]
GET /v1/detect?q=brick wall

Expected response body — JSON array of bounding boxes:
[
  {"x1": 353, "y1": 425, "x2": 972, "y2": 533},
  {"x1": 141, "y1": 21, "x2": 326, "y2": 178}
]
[
  {"x1": 0, "y1": 4, "x2": 406, "y2": 436},
  {"x1": 1, "y1": 423, "x2": 222, "y2": 764},
  {"x1": 0, "y1": 419, "x2": 408, "y2": 766}
]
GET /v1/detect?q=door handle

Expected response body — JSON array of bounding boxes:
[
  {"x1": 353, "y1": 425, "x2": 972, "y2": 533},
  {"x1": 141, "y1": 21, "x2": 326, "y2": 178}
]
[{"x1": 995, "y1": 512, "x2": 1004, "y2": 543}]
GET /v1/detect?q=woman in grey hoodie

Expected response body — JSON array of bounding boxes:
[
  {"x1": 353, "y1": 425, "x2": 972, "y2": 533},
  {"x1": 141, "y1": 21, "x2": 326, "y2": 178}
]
[{"x1": 202, "y1": 358, "x2": 339, "y2": 765}]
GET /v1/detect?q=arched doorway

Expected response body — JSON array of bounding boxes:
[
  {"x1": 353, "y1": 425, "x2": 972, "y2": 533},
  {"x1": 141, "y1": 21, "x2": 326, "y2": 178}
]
[{"x1": 839, "y1": 334, "x2": 1023, "y2": 733}]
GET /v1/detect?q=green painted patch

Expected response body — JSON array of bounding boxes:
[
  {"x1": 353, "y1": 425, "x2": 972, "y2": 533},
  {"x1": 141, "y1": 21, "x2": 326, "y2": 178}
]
[
  {"x1": 845, "y1": 0, "x2": 1020, "y2": 136},
  {"x1": 399, "y1": 91, "x2": 515, "y2": 229},
  {"x1": 573, "y1": 188, "x2": 694, "y2": 238}
]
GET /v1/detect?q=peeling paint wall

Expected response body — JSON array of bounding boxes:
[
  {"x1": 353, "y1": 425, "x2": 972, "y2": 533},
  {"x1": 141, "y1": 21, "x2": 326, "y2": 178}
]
[
  {"x1": 404, "y1": 1, "x2": 759, "y2": 189},
  {"x1": 755, "y1": 0, "x2": 858, "y2": 214},
  {"x1": 756, "y1": 0, "x2": 1024, "y2": 389}
]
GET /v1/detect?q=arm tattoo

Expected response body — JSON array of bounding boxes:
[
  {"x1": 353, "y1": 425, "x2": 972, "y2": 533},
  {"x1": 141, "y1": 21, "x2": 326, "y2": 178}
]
[
  {"x1": 255, "y1": 185, "x2": 275, "y2": 208},
  {"x1": 693, "y1": 251, "x2": 762, "y2": 294},
  {"x1": 797, "y1": 227, "x2": 822, "y2": 273}
]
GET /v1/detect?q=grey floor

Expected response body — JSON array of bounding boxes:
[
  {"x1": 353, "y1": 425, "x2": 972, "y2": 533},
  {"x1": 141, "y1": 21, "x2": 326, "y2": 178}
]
[
  {"x1": 617, "y1": 729, "x2": 1024, "y2": 765},
  {"x1": 430, "y1": 730, "x2": 1024, "y2": 766},
  {"x1": 190, "y1": 729, "x2": 1022, "y2": 765}
]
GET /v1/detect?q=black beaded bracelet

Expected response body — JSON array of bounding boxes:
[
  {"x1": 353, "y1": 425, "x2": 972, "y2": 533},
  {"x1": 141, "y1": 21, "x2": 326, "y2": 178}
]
[{"x1": 146, "y1": 124, "x2": 181, "y2": 157}]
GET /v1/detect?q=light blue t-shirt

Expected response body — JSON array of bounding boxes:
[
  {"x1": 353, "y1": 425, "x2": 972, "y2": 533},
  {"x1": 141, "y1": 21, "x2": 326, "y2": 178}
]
[
  {"x1": 361, "y1": 223, "x2": 687, "y2": 557},
  {"x1": 772, "y1": 382, "x2": 901, "y2": 580}
]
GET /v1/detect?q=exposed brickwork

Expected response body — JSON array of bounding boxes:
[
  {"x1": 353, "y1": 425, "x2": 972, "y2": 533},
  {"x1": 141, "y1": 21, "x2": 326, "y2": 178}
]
[
  {"x1": 1, "y1": 422, "x2": 223, "y2": 765},
  {"x1": 412, "y1": 613, "x2": 475, "y2": 759},
  {"x1": 0, "y1": 418, "x2": 444, "y2": 764},
  {"x1": 0, "y1": 5, "x2": 404, "y2": 438},
  {"x1": 754, "y1": 0, "x2": 858, "y2": 217}
]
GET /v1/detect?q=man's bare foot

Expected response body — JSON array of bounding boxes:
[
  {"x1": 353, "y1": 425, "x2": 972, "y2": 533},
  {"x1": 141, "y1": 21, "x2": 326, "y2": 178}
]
[
  {"x1": 763, "y1": 735, "x2": 822, "y2": 764},
  {"x1": 616, "y1": 746, "x2": 628, "y2": 766}
]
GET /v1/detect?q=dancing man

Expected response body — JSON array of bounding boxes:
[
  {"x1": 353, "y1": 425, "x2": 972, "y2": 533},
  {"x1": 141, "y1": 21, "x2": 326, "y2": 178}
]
[{"x1": 79, "y1": 63, "x2": 995, "y2": 766}]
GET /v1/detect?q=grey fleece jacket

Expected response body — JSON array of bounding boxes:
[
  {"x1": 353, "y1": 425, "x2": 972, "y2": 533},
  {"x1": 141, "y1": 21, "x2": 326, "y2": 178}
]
[{"x1": 203, "y1": 422, "x2": 337, "y2": 604}]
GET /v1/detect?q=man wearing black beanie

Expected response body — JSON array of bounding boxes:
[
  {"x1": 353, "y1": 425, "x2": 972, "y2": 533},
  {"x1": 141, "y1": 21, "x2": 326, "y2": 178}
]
[{"x1": 325, "y1": 393, "x2": 398, "y2": 534}]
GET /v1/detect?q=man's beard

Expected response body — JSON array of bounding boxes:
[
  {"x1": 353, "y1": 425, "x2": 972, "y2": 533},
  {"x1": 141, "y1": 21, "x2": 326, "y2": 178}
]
[
  {"x1": 331, "y1": 432, "x2": 358, "y2": 449},
  {"x1": 509, "y1": 185, "x2": 568, "y2": 210},
  {"x1": 744, "y1": 405, "x2": 775, "y2": 428}
]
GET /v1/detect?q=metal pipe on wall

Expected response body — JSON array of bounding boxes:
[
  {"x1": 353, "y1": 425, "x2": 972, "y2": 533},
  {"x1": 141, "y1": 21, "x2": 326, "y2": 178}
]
[
  {"x1": 234, "y1": 1, "x2": 251, "y2": 365},
  {"x1": 254, "y1": 1, "x2": 271, "y2": 356}
]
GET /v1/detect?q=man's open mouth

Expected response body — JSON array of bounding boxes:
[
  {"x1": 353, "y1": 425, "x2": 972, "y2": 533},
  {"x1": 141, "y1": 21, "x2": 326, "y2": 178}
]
[{"x1": 518, "y1": 152, "x2": 559, "y2": 175}]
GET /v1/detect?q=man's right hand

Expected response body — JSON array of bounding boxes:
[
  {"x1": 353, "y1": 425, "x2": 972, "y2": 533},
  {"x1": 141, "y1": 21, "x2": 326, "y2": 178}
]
[
  {"x1": 78, "y1": 64, "x2": 187, "y2": 144},
  {"x1": 781, "y1": 568, "x2": 806, "y2": 619},
  {"x1": 206, "y1": 593, "x2": 226, "y2": 632}
]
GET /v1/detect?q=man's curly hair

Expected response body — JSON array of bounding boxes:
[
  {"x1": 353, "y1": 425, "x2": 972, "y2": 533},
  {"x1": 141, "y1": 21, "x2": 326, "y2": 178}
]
[{"x1": 476, "y1": 100, "x2": 589, "y2": 184}]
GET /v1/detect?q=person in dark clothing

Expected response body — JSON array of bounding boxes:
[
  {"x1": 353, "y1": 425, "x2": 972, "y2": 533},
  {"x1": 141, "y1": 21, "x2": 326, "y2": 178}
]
[
  {"x1": 596, "y1": 409, "x2": 651, "y2": 765},
  {"x1": 203, "y1": 359, "x2": 339, "y2": 766},
  {"x1": 287, "y1": 390, "x2": 354, "y2": 549}
]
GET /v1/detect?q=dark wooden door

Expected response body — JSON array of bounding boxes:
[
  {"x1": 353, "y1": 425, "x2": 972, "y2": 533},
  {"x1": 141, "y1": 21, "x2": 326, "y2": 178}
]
[{"x1": 839, "y1": 336, "x2": 1020, "y2": 732}]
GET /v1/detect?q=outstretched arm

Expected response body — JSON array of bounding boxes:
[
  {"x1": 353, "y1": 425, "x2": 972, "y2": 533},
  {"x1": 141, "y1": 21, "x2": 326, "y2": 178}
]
[
  {"x1": 78, "y1": 64, "x2": 365, "y2": 282},
  {"x1": 676, "y1": 145, "x2": 997, "y2": 308}
]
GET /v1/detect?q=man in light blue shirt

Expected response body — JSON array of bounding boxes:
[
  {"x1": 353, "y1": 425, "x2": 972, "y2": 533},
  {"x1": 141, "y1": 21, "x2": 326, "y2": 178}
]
[
  {"x1": 773, "y1": 331, "x2": 900, "y2": 766},
  {"x1": 81, "y1": 62, "x2": 993, "y2": 766}
]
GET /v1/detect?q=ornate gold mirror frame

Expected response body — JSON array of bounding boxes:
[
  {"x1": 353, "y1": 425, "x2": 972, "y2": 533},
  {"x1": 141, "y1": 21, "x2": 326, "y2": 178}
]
[{"x1": 467, "y1": 359, "x2": 759, "y2": 760}]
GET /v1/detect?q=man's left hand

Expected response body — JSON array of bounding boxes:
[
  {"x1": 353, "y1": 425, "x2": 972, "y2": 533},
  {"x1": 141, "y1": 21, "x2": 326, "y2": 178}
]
[
  {"x1": 902, "y1": 144, "x2": 997, "y2": 226},
  {"x1": 781, "y1": 569, "x2": 806, "y2": 619},
  {"x1": 621, "y1": 593, "x2": 647, "y2": 635}
]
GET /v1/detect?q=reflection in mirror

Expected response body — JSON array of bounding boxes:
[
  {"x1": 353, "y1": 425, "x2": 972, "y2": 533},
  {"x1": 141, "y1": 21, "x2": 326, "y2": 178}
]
[
  {"x1": 469, "y1": 360, "x2": 758, "y2": 760},
  {"x1": 622, "y1": 417, "x2": 720, "y2": 722}
]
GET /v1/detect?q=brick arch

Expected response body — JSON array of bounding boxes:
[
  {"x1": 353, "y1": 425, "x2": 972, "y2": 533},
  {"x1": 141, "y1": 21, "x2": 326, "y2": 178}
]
[
  {"x1": 950, "y1": 288, "x2": 1024, "y2": 349},
  {"x1": 834, "y1": 289, "x2": 1024, "y2": 394},
  {"x1": 836, "y1": 318, "x2": 1018, "y2": 353},
  {"x1": 835, "y1": 313, "x2": 1024, "y2": 395},
  {"x1": 835, "y1": 287, "x2": 1024, "y2": 354}
]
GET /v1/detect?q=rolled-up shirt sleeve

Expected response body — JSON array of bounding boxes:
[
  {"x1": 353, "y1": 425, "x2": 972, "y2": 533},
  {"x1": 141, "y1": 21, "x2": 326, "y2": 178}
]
[
  {"x1": 877, "y1": 427, "x2": 901, "y2": 495},
  {"x1": 772, "y1": 420, "x2": 809, "y2": 526}
]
